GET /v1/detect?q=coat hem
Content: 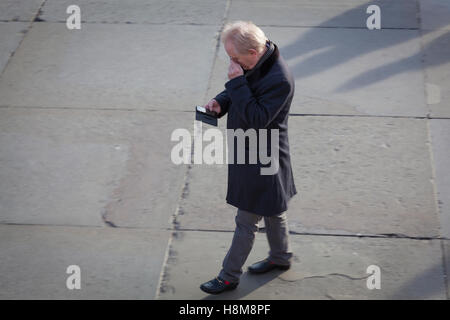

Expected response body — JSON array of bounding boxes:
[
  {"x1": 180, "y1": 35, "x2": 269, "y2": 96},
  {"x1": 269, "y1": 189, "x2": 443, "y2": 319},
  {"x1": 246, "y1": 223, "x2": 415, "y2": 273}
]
[{"x1": 225, "y1": 191, "x2": 297, "y2": 217}]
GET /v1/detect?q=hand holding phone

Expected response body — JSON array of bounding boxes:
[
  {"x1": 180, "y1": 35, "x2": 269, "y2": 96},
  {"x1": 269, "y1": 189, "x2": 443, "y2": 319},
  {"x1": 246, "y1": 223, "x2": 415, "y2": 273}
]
[
  {"x1": 204, "y1": 99, "x2": 221, "y2": 115},
  {"x1": 196, "y1": 104, "x2": 218, "y2": 126},
  {"x1": 196, "y1": 105, "x2": 218, "y2": 118}
]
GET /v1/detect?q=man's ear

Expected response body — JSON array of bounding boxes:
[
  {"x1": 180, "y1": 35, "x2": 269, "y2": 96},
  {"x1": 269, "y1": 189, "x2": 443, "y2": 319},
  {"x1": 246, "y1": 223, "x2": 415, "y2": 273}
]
[{"x1": 248, "y1": 48, "x2": 258, "y2": 56}]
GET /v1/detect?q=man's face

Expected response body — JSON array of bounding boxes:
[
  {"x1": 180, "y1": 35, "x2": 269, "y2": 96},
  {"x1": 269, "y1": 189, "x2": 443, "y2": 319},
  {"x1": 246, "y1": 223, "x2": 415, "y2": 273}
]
[{"x1": 224, "y1": 40, "x2": 259, "y2": 70}]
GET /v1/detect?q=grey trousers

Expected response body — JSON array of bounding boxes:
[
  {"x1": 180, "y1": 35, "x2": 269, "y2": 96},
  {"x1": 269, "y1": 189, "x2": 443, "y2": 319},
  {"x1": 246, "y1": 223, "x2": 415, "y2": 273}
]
[{"x1": 218, "y1": 208, "x2": 293, "y2": 283}]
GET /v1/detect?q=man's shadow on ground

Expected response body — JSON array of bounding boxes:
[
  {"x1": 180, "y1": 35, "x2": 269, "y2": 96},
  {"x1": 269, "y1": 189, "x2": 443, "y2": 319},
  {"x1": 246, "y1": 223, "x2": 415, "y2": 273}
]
[{"x1": 201, "y1": 269, "x2": 288, "y2": 300}]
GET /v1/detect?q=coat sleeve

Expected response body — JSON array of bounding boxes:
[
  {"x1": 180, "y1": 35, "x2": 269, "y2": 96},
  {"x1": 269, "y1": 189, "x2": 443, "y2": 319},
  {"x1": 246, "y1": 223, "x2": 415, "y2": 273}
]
[
  {"x1": 225, "y1": 75, "x2": 291, "y2": 129},
  {"x1": 213, "y1": 89, "x2": 231, "y2": 119}
]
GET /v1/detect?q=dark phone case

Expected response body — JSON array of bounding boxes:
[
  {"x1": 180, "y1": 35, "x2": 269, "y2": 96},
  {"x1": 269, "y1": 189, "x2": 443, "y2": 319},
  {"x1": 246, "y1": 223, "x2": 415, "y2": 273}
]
[{"x1": 195, "y1": 107, "x2": 218, "y2": 126}]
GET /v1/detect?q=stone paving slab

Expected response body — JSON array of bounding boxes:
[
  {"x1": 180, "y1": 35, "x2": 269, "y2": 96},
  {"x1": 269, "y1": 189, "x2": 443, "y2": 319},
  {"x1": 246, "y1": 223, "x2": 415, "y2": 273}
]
[
  {"x1": 228, "y1": 0, "x2": 418, "y2": 29},
  {"x1": 176, "y1": 116, "x2": 439, "y2": 238},
  {"x1": 421, "y1": 28, "x2": 450, "y2": 118},
  {"x1": 0, "y1": 22, "x2": 218, "y2": 110},
  {"x1": 0, "y1": 0, "x2": 44, "y2": 21},
  {"x1": 419, "y1": 0, "x2": 450, "y2": 31},
  {"x1": 429, "y1": 119, "x2": 450, "y2": 238},
  {"x1": 0, "y1": 108, "x2": 191, "y2": 229},
  {"x1": 158, "y1": 231, "x2": 446, "y2": 300},
  {"x1": 0, "y1": 22, "x2": 28, "y2": 73},
  {"x1": 39, "y1": 0, "x2": 227, "y2": 25},
  {"x1": 207, "y1": 27, "x2": 427, "y2": 117},
  {"x1": 176, "y1": 162, "x2": 235, "y2": 231},
  {"x1": 0, "y1": 224, "x2": 169, "y2": 299},
  {"x1": 287, "y1": 116, "x2": 438, "y2": 238}
]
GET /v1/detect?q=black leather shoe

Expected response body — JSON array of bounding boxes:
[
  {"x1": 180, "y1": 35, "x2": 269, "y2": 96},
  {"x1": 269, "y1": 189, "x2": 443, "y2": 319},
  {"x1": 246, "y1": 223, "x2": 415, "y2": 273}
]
[
  {"x1": 248, "y1": 259, "x2": 290, "y2": 274},
  {"x1": 200, "y1": 277, "x2": 239, "y2": 295}
]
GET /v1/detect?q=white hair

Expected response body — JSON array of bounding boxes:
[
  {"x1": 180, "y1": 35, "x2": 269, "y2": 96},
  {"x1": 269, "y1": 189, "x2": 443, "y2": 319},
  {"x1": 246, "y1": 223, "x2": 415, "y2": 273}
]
[{"x1": 221, "y1": 21, "x2": 268, "y2": 54}]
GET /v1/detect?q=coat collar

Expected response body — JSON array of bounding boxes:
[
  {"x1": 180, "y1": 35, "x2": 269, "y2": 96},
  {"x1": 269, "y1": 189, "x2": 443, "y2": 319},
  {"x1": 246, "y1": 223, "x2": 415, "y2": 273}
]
[{"x1": 244, "y1": 40, "x2": 280, "y2": 81}]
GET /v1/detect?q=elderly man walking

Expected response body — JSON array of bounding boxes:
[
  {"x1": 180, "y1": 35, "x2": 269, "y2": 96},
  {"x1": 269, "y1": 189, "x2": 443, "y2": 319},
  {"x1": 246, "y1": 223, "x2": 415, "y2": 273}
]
[{"x1": 200, "y1": 21, "x2": 297, "y2": 295}]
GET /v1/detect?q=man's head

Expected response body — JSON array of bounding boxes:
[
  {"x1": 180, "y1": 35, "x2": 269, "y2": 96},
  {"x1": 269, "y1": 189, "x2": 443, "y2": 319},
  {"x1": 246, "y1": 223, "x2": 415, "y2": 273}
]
[{"x1": 221, "y1": 21, "x2": 268, "y2": 70}]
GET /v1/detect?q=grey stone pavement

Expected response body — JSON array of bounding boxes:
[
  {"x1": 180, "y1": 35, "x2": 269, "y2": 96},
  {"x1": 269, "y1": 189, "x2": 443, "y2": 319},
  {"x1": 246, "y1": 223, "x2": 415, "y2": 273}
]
[{"x1": 0, "y1": 0, "x2": 449, "y2": 300}]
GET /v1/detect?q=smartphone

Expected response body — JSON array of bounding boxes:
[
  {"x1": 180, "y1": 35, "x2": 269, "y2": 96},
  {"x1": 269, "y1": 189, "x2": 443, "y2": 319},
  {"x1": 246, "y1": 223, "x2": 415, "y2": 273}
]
[
  {"x1": 196, "y1": 105, "x2": 218, "y2": 118},
  {"x1": 195, "y1": 105, "x2": 218, "y2": 126}
]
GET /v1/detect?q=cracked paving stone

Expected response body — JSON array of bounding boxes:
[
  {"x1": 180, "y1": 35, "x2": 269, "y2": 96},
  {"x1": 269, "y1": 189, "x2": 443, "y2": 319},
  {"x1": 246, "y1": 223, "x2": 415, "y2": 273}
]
[
  {"x1": 0, "y1": 0, "x2": 44, "y2": 21},
  {"x1": 0, "y1": 108, "x2": 191, "y2": 229},
  {"x1": 157, "y1": 231, "x2": 446, "y2": 300},
  {"x1": 0, "y1": 22, "x2": 30, "y2": 74}
]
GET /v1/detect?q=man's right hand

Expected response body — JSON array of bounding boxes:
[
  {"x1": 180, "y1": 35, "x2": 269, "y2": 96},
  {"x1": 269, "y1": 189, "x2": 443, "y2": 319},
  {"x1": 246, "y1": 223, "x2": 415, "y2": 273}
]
[{"x1": 204, "y1": 99, "x2": 221, "y2": 115}]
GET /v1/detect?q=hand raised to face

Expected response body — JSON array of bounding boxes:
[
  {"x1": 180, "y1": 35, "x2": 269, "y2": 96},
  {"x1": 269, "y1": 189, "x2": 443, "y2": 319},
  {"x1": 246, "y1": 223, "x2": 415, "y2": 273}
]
[{"x1": 228, "y1": 59, "x2": 244, "y2": 80}]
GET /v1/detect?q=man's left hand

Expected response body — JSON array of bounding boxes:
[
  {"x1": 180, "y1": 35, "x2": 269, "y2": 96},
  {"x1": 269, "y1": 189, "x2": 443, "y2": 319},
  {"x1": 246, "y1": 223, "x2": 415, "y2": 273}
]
[{"x1": 228, "y1": 60, "x2": 244, "y2": 80}]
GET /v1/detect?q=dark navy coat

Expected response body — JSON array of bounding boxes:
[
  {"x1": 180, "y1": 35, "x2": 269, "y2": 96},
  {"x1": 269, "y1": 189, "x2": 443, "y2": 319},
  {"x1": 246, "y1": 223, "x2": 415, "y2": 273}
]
[{"x1": 214, "y1": 41, "x2": 297, "y2": 216}]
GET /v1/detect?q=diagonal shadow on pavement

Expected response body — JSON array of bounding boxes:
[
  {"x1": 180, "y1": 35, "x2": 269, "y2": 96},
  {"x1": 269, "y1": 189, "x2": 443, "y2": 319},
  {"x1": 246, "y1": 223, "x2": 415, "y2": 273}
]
[{"x1": 280, "y1": 0, "x2": 450, "y2": 91}]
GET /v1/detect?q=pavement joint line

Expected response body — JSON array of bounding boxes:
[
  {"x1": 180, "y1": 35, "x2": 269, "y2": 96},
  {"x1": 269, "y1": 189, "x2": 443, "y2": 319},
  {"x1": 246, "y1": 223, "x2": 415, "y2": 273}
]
[
  {"x1": 3, "y1": 221, "x2": 447, "y2": 242},
  {"x1": 2, "y1": 222, "x2": 447, "y2": 242},
  {"x1": 416, "y1": 0, "x2": 443, "y2": 243},
  {"x1": 0, "y1": 20, "x2": 31, "y2": 22},
  {"x1": 154, "y1": 229, "x2": 176, "y2": 299},
  {"x1": 0, "y1": 20, "x2": 421, "y2": 31},
  {"x1": 0, "y1": 221, "x2": 169, "y2": 231},
  {"x1": 421, "y1": 50, "x2": 448, "y2": 297},
  {"x1": 440, "y1": 240, "x2": 450, "y2": 299},
  {"x1": 253, "y1": 24, "x2": 420, "y2": 31},
  {"x1": 168, "y1": 227, "x2": 450, "y2": 242},
  {"x1": 416, "y1": 0, "x2": 422, "y2": 31},
  {"x1": 32, "y1": 20, "x2": 223, "y2": 26},
  {"x1": 0, "y1": 222, "x2": 107, "y2": 229},
  {"x1": 154, "y1": 0, "x2": 232, "y2": 299},
  {"x1": 0, "y1": 105, "x2": 161, "y2": 112},
  {"x1": 154, "y1": 135, "x2": 194, "y2": 299},
  {"x1": 425, "y1": 118, "x2": 444, "y2": 233},
  {"x1": 0, "y1": 0, "x2": 47, "y2": 78},
  {"x1": 289, "y1": 113, "x2": 435, "y2": 120},
  {"x1": 33, "y1": 1, "x2": 46, "y2": 22},
  {"x1": 1, "y1": 105, "x2": 450, "y2": 120},
  {"x1": 417, "y1": 4, "x2": 445, "y2": 251},
  {"x1": 203, "y1": 0, "x2": 232, "y2": 102}
]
